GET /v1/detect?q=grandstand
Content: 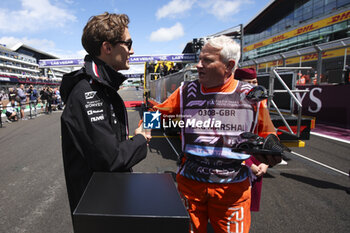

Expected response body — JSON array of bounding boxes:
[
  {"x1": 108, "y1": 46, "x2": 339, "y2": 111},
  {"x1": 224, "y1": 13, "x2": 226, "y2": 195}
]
[
  {"x1": 240, "y1": 0, "x2": 350, "y2": 84},
  {"x1": 0, "y1": 43, "x2": 68, "y2": 124},
  {"x1": 239, "y1": 0, "x2": 350, "y2": 129},
  {"x1": 0, "y1": 43, "x2": 70, "y2": 91}
]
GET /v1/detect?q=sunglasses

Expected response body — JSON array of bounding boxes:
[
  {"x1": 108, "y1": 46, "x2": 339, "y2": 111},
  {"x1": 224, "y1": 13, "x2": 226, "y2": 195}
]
[{"x1": 115, "y1": 39, "x2": 133, "y2": 50}]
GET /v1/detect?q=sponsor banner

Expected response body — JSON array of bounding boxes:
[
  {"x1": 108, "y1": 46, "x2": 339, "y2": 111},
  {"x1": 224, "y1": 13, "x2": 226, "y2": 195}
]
[
  {"x1": 295, "y1": 84, "x2": 350, "y2": 129},
  {"x1": 0, "y1": 75, "x2": 20, "y2": 83},
  {"x1": 39, "y1": 54, "x2": 197, "y2": 67},
  {"x1": 129, "y1": 54, "x2": 196, "y2": 63},
  {"x1": 240, "y1": 64, "x2": 256, "y2": 69},
  {"x1": 0, "y1": 77, "x2": 10, "y2": 82},
  {"x1": 244, "y1": 9, "x2": 350, "y2": 52},
  {"x1": 257, "y1": 60, "x2": 284, "y2": 70},
  {"x1": 285, "y1": 47, "x2": 350, "y2": 64},
  {"x1": 38, "y1": 59, "x2": 84, "y2": 67}
]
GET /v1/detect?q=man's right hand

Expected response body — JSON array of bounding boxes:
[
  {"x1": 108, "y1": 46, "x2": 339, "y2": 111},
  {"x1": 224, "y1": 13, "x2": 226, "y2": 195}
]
[{"x1": 134, "y1": 125, "x2": 151, "y2": 142}]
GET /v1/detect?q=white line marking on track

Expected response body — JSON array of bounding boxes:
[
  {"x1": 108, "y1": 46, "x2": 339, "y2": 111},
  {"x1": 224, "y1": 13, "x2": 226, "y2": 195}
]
[
  {"x1": 291, "y1": 151, "x2": 348, "y2": 176},
  {"x1": 310, "y1": 132, "x2": 350, "y2": 144},
  {"x1": 278, "y1": 159, "x2": 288, "y2": 165},
  {"x1": 163, "y1": 131, "x2": 180, "y2": 160}
]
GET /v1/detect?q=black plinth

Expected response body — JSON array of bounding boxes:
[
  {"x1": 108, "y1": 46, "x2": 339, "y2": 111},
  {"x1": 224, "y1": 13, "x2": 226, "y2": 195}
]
[{"x1": 73, "y1": 173, "x2": 189, "y2": 233}]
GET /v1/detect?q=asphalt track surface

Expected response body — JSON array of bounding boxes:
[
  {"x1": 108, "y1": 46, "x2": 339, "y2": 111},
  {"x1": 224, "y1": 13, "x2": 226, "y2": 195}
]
[{"x1": 0, "y1": 87, "x2": 349, "y2": 233}]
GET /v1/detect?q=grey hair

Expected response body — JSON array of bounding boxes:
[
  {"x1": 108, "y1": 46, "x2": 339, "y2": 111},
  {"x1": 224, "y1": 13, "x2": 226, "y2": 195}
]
[{"x1": 205, "y1": 35, "x2": 241, "y2": 69}]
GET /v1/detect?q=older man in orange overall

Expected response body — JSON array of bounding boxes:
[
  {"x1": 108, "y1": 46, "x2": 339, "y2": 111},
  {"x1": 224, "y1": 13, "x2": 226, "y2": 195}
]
[{"x1": 154, "y1": 36, "x2": 279, "y2": 233}]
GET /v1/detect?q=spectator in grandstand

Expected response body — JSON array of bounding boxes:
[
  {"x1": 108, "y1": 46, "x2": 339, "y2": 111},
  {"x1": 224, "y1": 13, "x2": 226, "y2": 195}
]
[
  {"x1": 27, "y1": 85, "x2": 38, "y2": 117},
  {"x1": 60, "y1": 12, "x2": 150, "y2": 215},
  {"x1": 17, "y1": 84, "x2": 27, "y2": 120},
  {"x1": 152, "y1": 36, "x2": 280, "y2": 233},
  {"x1": 6, "y1": 98, "x2": 19, "y2": 122},
  {"x1": 235, "y1": 67, "x2": 273, "y2": 212}
]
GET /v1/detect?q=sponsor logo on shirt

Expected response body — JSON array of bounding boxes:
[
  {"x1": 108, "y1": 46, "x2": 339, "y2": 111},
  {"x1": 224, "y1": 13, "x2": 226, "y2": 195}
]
[
  {"x1": 87, "y1": 109, "x2": 104, "y2": 115},
  {"x1": 85, "y1": 91, "x2": 97, "y2": 100},
  {"x1": 85, "y1": 100, "x2": 103, "y2": 109},
  {"x1": 194, "y1": 136, "x2": 220, "y2": 144},
  {"x1": 90, "y1": 114, "x2": 104, "y2": 122}
]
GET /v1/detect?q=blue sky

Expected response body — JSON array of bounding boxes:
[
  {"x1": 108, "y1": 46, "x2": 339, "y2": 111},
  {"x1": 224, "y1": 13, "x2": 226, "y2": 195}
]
[{"x1": 0, "y1": 0, "x2": 271, "y2": 61}]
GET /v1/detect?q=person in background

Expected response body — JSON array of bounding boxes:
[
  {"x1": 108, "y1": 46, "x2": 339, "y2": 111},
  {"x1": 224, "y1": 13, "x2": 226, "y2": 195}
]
[
  {"x1": 0, "y1": 89, "x2": 4, "y2": 103},
  {"x1": 17, "y1": 84, "x2": 27, "y2": 120},
  {"x1": 39, "y1": 87, "x2": 47, "y2": 114},
  {"x1": 40, "y1": 87, "x2": 53, "y2": 114},
  {"x1": 27, "y1": 85, "x2": 38, "y2": 117},
  {"x1": 234, "y1": 67, "x2": 274, "y2": 212},
  {"x1": 297, "y1": 74, "x2": 306, "y2": 85},
  {"x1": 60, "y1": 12, "x2": 150, "y2": 216},
  {"x1": 153, "y1": 36, "x2": 280, "y2": 233},
  {"x1": 8, "y1": 87, "x2": 17, "y2": 101},
  {"x1": 53, "y1": 88, "x2": 62, "y2": 110},
  {"x1": 46, "y1": 87, "x2": 53, "y2": 113},
  {"x1": 0, "y1": 90, "x2": 4, "y2": 126},
  {"x1": 6, "y1": 98, "x2": 19, "y2": 122}
]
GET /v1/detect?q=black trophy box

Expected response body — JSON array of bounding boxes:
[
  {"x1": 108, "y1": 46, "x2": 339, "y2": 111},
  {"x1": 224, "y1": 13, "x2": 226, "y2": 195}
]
[{"x1": 73, "y1": 172, "x2": 189, "y2": 233}]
